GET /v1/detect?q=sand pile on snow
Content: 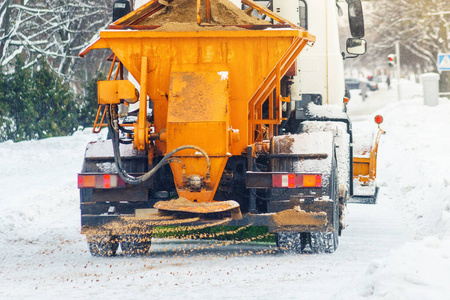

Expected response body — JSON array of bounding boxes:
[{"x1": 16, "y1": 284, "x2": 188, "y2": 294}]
[{"x1": 138, "y1": 0, "x2": 270, "y2": 30}]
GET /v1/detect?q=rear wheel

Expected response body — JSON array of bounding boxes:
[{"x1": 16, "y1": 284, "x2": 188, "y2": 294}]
[
  {"x1": 310, "y1": 200, "x2": 339, "y2": 253},
  {"x1": 311, "y1": 167, "x2": 340, "y2": 253},
  {"x1": 310, "y1": 231, "x2": 338, "y2": 253},
  {"x1": 120, "y1": 227, "x2": 153, "y2": 256},
  {"x1": 277, "y1": 232, "x2": 307, "y2": 253},
  {"x1": 87, "y1": 235, "x2": 119, "y2": 257}
]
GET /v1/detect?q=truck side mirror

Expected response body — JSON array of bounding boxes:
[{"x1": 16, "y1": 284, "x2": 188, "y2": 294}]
[
  {"x1": 346, "y1": 38, "x2": 367, "y2": 55},
  {"x1": 113, "y1": 0, "x2": 131, "y2": 22},
  {"x1": 346, "y1": 0, "x2": 365, "y2": 38}
]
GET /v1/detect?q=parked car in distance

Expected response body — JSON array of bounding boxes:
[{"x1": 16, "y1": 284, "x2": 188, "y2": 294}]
[
  {"x1": 345, "y1": 78, "x2": 370, "y2": 100},
  {"x1": 345, "y1": 78, "x2": 361, "y2": 90},
  {"x1": 366, "y1": 81, "x2": 378, "y2": 91},
  {"x1": 345, "y1": 78, "x2": 378, "y2": 92},
  {"x1": 345, "y1": 78, "x2": 378, "y2": 91}
]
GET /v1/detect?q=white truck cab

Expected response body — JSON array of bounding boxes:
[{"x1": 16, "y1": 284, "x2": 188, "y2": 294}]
[
  {"x1": 273, "y1": 0, "x2": 345, "y2": 105},
  {"x1": 236, "y1": 0, "x2": 366, "y2": 106}
]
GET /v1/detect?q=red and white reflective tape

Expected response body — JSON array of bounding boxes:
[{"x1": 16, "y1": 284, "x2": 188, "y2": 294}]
[
  {"x1": 272, "y1": 173, "x2": 322, "y2": 188},
  {"x1": 78, "y1": 174, "x2": 126, "y2": 189}
]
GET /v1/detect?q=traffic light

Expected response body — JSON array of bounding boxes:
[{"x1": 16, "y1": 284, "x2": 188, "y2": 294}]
[{"x1": 388, "y1": 54, "x2": 396, "y2": 67}]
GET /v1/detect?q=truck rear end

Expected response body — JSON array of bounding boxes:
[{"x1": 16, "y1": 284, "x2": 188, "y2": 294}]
[{"x1": 78, "y1": 0, "x2": 368, "y2": 256}]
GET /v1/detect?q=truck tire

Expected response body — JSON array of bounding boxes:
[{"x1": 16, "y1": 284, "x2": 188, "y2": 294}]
[
  {"x1": 120, "y1": 227, "x2": 153, "y2": 256},
  {"x1": 276, "y1": 232, "x2": 307, "y2": 253},
  {"x1": 311, "y1": 166, "x2": 340, "y2": 253},
  {"x1": 310, "y1": 231, "x2": 337, "y2": 253},
  {"x1": 87, "y1": 235, "x2": 119, "y2": 257}
]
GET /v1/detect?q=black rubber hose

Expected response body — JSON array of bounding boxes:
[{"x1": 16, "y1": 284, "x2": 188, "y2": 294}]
[
  {"x1": 106, "y1": 106, "x2": 211, "y2": 185},
  {"x1": 118, "y1": 123, "x2": 133, "y2": 134}
]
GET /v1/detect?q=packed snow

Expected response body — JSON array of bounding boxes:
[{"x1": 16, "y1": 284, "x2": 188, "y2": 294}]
[{"x1": 1, "y1": 79, "x2": 449, "y2": 299}]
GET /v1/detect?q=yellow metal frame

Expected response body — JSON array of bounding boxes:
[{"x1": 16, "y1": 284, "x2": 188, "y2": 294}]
[
  {"x1": 97, "y1": 80, "x2": 137, "y2": 105},
  {"x1": 92, "y1": 55, "x2": 125, "y2": 133},
  {"x1": 241, "y1": 0, "x2": 302, "y2": 29},
  {"x1": 112, "y1": 0, "x2": 170, "y2": 26},
  {"x1": 93, "y1": 29, "x2": 312, "y2": 155},
  {"x1": 197, "y1": 0, "x2": 211, "y2": 24},
  {"x1": 133, "y1": 56, "x2": 150, "y2": 151},
  {"x1": 248, "y1": 32, "x2": 313, "y2": 144}
]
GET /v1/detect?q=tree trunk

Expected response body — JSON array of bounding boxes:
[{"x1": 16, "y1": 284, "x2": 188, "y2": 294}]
[{"x1": 0, "y1": 0, "x2": 12, "y2": 61}]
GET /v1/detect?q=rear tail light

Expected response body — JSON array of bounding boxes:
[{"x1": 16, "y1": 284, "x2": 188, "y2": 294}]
[
  {"x1": 303, "y1": 174, "x2": 322, "y2": 187},
  {"x1": 272, "y1": 174, "x2": 322, "y2": 188},
  {"x1": 78, "y1": 174, "x2": 126, "y2": 189}
]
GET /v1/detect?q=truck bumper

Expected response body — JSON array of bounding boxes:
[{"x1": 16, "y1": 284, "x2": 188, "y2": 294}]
[{"x1": 81, "y1": 200, "x2": 333, "y2": 235}]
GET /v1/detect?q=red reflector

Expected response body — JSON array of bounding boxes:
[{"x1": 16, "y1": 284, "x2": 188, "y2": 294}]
[
  {"x1": 78, "y1": 174, "x2": 126, "y2": 189},
  {"x1": 115, "y1": 175, "x2": 126, "y2": 188},
  {"x1": 316, "y1": 175, "x2": 322, "y2": 187},
  {"x1": 272, "y1": 173, "x2": 322, "y2": 188},
  {"x1": 78, "y1": 175, "x2": 95, "y2": 188},
  {"x1": 374, "y1": 115, "x2": 384, "y2": 125},
  {"x1": 288, "y1": 174, "x2": 295, "y2": 188},
  {"x1": 104, "y1": 174, "x2": 111, "y2": 188}
]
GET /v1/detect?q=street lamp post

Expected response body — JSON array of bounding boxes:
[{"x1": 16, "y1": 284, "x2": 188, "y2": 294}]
[{"x1": 395, "y1": 41, "x2": 401, "y2": 101}]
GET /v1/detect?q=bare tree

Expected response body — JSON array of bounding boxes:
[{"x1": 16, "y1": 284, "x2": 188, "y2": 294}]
[
  {"x1": 0, "y1": 0, "x2": 112, "y2": 84},
  {"x1": 372, "y1": 0, "x2": 448, "y2": 70},
  {"x1": 343, "y1": 0, "x2": 449, "y2": 89}
]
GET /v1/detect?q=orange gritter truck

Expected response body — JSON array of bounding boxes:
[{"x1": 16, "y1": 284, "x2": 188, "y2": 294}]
[{"x1": 78, "y1": 0, "x2": 377, "y2": 256}]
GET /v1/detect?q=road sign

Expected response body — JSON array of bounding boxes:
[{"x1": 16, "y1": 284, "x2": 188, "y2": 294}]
[{"x1": 438, "y1": 53, "x2": 450, "y2": 71}]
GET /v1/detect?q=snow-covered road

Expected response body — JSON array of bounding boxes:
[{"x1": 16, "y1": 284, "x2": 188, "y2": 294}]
[
  {"x1": 1, "y1": 80, "x2": 449, "y2": 299},
  {"x1": 0, "y1": 201, "x2": 411, "y2": 299}
]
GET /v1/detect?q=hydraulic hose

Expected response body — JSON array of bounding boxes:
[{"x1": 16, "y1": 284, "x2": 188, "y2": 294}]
[{"x1": 106, "y1": 105, "x2": 211, "y2": 185}]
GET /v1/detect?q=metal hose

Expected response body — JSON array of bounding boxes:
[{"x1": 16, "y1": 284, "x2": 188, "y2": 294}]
[{"x1": 106, "y1": 105, "x2": 211, "y2": 185}]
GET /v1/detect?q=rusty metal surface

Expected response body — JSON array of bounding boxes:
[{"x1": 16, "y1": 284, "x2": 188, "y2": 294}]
[
  {"x1": 272, "y1": 207, "x2": 327, "y2": 227},
  {"x1": 272, "y1": 135, "x2": 295, "y2": 154},
  {"x1": 154, "y1": 197, "x2": 240, "y2": 214},
  {"x1": 166, "y1": 71, "x2": 230, "y2": 202}
]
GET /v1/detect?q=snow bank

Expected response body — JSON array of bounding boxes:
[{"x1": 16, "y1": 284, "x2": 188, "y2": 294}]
[
  {"x1": 336, "y1": 237, "x2": 450, "y2": 300},
  {"x1": 0, "y1": 128, "x2": 106, "y2": 243},
  {"x1": 376, "y1": 95, "x2": 450, "y2": 239},
  {"x1": 336, "y1": 80, "x2": 450, "y2": 299},
  {"x1": 1, "y1": 79, "x2": 449, "y2": 299}
]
